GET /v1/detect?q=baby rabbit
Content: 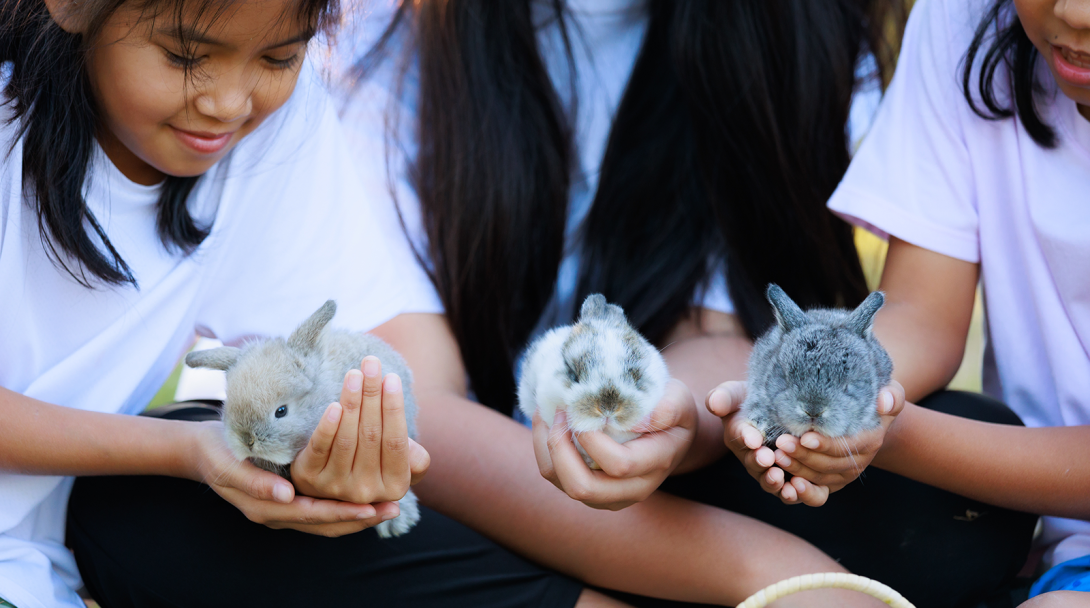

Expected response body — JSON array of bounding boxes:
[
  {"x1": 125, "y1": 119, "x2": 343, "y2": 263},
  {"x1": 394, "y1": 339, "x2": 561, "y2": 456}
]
[
  {"x1": 518, "y1": 294, "x2": 669, "y2": 469},
  {"x1": 740, "y1": 284, "x2": 893, "y2": 446},
  {"x1": 185, "y1": 300, "x2": 420, "y2": 538}
]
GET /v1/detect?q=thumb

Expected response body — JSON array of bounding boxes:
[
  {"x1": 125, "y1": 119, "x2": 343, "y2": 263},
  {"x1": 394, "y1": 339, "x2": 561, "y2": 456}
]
[
  {"x1": 231, "y1": 460, "x2": 295, "y2": 504},
  {"x1": 705, "y1": 381, "x2": 748, "y2": 417}
]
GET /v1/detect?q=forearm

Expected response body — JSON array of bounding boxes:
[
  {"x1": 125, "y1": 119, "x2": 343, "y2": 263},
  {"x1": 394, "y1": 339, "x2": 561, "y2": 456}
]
[
  {"x1": 659, "y1": 309, "x2": 751, "y2": 473},
  {"x1": 0, "y1": 387, "x2": 197, "y2": 479},
  {"x1": 875, "y1": 402, "x2": 1090, "y2": 518},
  {"x1": 414, "y1": 390, "x2": 859, "y2": 605}
]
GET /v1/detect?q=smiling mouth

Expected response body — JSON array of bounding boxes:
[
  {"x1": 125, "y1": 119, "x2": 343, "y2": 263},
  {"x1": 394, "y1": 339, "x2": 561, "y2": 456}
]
[
  {"x1": 170, "y1": 126, "x2": 235, "y2": 155},
  {"x1": 1060, "y1": 46, "x2": 1090, "y2": 69}
]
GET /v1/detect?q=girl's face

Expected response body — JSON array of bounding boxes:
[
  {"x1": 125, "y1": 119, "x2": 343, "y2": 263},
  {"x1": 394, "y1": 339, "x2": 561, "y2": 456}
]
[
  {"x1": 1015, "y1": 0, "x2": 1090, "y2": 119},
  {"x1": 85, "y1": 0, "x2": 311, "y2": 184}
]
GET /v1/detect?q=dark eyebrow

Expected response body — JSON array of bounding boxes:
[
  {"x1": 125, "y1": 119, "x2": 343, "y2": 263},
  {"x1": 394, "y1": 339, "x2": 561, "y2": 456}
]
[{"x1": 156, "y1": 26, "x2": 314, "y2": 50}]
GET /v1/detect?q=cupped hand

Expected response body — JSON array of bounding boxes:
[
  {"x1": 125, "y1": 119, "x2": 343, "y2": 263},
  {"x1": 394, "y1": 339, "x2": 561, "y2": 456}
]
[
  {"x1": 706, "y1": 379, "x2": 906, "y2": 507},
  {"x1": 188, "y1": 421, "x2": 398, "y2": 537},
  {"x1": 530, "y1": 378, "x2": 697, "y2": 510},
  {"x1": 291, "y1": 356, "x2": 431, "y2": 505}
]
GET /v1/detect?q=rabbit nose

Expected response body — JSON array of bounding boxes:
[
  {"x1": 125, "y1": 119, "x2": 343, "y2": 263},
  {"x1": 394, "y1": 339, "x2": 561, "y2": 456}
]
[{"x1": 245, "y1": 434, "x2": 256, "y2": 448}]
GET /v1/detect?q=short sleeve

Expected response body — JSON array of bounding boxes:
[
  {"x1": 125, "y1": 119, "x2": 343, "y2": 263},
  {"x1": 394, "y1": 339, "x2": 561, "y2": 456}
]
[
  {"x1": 828, "y1": 0, "x2": 982, "y2": 263},
  {"x1": 193, "y1": 67, "x2": 416, "y2": 342},
  {"x1": 333, "y1": 30, "x2": 445, "y2": 315}
]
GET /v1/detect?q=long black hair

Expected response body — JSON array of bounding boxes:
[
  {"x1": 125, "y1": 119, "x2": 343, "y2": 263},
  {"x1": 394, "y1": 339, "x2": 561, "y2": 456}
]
[
  {"x1": 365, "y1": 0, "x2": 906, "y2": 414},
  {"x1": 0, "y1": 0, "x2": 339, "y2": 288},
  {"x1": 962, "y1": 0, "x2": 1056, "y2": 148}
]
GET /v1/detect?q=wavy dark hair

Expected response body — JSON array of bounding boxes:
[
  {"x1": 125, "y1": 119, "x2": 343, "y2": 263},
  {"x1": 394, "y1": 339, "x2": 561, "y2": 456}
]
[
  {"x1": 0, "y1": 0, "x2": 339, "y2": 288},
  {"x1": 962, "y1": 0, "x2": 1056, "y2": 148},
  {"x1": 364, "y1": 0, "x2": 906, "y2": 414}
]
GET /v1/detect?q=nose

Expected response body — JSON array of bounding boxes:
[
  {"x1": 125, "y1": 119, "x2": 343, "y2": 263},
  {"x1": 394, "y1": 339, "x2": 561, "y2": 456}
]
[
  {"x1": 1056, "y1": 0, "x2": 1090, "y2": 31},
  {"x1": 194, "y1": 78, "x2": 254, "y2": 123},
  {"x1": 245, "y1": 433, "x2": 256, "y2": 448}
]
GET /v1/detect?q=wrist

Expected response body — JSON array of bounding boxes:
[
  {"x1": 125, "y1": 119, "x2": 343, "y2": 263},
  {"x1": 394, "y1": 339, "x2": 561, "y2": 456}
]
[{"x1": 167, "y1": 420, "x2": 208, "y2": 481}]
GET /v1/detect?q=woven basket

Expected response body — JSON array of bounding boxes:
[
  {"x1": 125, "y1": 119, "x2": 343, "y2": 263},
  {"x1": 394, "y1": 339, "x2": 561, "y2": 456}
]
[{"x1": 737, "y1": 573, "x2": 915, "y2": 608}]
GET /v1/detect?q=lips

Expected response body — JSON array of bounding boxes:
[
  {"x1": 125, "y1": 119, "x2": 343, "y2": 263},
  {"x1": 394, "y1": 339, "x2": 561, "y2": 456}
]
[
  {"x1": 170, "y1": 126, "x2": 235, "y2": 155},
  {"x1": 1051, "y1": 45, "x2": 1090, "y2": 87}
]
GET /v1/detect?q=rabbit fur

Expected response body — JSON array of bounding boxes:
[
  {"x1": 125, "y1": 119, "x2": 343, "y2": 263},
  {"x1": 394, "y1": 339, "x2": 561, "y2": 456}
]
[
  {"x1": 185, "y1": 300, "x2": 420, "y2": 538},
  {"x1": 517, "y1": 294, "x2": 669, "y2": 469},
  {"x1": 740, "y1": 284, "x2": 893, "y2": 446}
]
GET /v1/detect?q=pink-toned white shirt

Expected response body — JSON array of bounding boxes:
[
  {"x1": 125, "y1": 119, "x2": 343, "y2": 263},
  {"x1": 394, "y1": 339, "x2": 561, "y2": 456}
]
[{"x1": 828, "y1": 0, "x2": 1090, "y2": 568}]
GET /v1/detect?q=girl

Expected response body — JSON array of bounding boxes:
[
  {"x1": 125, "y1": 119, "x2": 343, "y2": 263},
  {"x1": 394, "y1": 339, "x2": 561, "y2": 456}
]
[
  {"x1": 717, "y1": 0, "x2": 1090, "y2": 604},
  {"x1": 321, "y1": 0, "x2": 1027, "y2": 605},
  {"x1": 0, "y1": 0, "x2": 427, "y2": 606}
]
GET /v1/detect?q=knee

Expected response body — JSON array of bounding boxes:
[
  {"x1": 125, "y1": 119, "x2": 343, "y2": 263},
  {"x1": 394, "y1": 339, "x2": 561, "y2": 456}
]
[
  {"x1": 1020, "y1": 591, "x2": 1090, "y2": 607},
  {"x1": 917, "y1": 390, "x2": 1024, "y2": 427}
]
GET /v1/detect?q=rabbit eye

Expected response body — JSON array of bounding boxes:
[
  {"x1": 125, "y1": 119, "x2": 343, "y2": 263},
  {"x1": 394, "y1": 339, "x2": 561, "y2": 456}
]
[{"x1": 275, "y1": 405, "x2": 288, "y2": 418}]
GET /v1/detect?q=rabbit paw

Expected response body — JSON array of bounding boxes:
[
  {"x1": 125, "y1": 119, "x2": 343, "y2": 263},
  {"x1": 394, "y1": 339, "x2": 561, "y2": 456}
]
[{"x1": 375, "y1": 489, "x2": 421, "y2": 538}]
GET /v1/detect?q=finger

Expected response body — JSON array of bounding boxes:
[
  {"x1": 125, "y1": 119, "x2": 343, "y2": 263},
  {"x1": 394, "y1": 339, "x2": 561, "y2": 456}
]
[
  {"x1": 705, "y1": 381, "x2": 748, "y2": 418},
  {"x1": 791, "y1": 477, "x2": 830, "y2": 507},
  {"x1": 532, "y1": 411, "x2": 559, "y2": 485},
  {"x1": 330, "y1": 367, "x2": 365, "y2": 475},
  {"x1": 407, "y1": 438, "x2": 431, "y2": 486},
  {"x1": 379, "y1": 373, "x2": 410, "y2": 492},
  {"x1": 295, "y1": 403, "x2": 342, "y2": 475},
  {"x1": 779, "y1": 481, "x2": 799, "y2": 504},
  {"x1": 631, "y1": 379, "x2": 691, "y2": 433},
  {"x1": 798, "y1": 428, "x2": 882, "y2": 459},
  {"x1": 759, "y1": 465, "x2": 786, "y2": 495},
  {"x1": 879, "y1": 380, "x2": 907, "y2": 417},
  {"x1": 222, "y1": 459, "x2": 296, "y2": 504},
  {"x1": 219, "y1": 485, "x2": 375, "y2": 524},
  {"x1": 774, "y1": 450, "x2": 838, "y2": 486},
  {"x1": 356, "y1": 356, "x2": 385, "y2": 476},
  {"x1": 741, "y1": 446, "x2": 775, "y2": 481},
  {"x1": 577, "y1": 429, "x2": 673, "y2": 479},
  {"x1": 785, "y1": 447, "x2": 861, "y2": 477}
]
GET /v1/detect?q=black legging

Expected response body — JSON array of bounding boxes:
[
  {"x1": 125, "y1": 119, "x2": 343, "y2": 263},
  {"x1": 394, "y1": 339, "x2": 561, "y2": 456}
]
[{"x1": 67, "y1": 391, "x2": 1035, "y2": 608}]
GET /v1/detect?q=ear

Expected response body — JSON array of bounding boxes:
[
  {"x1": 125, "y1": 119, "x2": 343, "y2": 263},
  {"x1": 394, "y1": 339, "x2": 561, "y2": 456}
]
[
  {"x1": 766, "y1": 284, "x2": 809, "y2": 333},
  {"x1": 43, "y1": 0, "x2": 85, "y2": 33},
  {"x1": 579, "y1": 294, "x2": 626, "y2": 327},
  {"x1": 185, "y1": 347, "x2": 241, "y2": 371},
  {"x1": 846, "y1": 291, "x2": 885, "y2": 336},
  {"x1": 288, "y1": 300, "x2": 336, "y2": 352}
]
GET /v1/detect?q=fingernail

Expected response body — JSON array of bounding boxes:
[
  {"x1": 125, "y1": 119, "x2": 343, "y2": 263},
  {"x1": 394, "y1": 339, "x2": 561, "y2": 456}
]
[
  {"x1": 779, "y1": 438, "x2": 796, "y2": 454},
  {"x1": 363, "y1": 357, "x2": 380, "y2": 378},
  {"x1": 756, "y1": 451, "x2": 772, "y2": 467},
  {"x1": 356, "y1": 507, "x2": 376, "y2": 520},
  {"x1": 777, "y1": 454, "x2": 792, "y2": 467},
  {"x1": 880, "y1": 391, "x2": 894, "y2": 414},
  {"x1": 273, "y1": 483, "x2": 292, "y2": 504},
  {"x1": 801, "y1": 436, "x2": 820, "y2": 449},
  {"x1": 384, "y1": 373, "x2": 401, "y2": 393},
  {"x1": 346, "y1": 370, "x2": 364, "y2": 392},
  {"x1": 327, "y1": 404, "x2": 342, "y2": 423},
  {"x1": 381, "y1": 512, "x2": 398, "y2": 522},
  {"x1": 555, "y1": 411, "x2": 567, "y2": 426}
]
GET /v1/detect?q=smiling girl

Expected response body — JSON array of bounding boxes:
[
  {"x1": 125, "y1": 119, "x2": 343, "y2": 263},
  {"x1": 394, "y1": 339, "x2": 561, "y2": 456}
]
[{"x1": 0, "y1": 0, "x2": 426, "y2": 606}]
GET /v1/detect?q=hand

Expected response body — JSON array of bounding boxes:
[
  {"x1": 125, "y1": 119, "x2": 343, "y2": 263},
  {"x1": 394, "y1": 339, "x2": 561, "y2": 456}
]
[
  {"x1": 707, "y1": 380, "x2": 906, "y2": 507},
  {"x1": 531, "y1": 378, "x2": 698, "y2": 510},
  {"x1": 291, "y1": 356, "x2": 431, "y2": 505},
  {"x1": 187, "y1": 421, "x2": 398, "y2": 537}
]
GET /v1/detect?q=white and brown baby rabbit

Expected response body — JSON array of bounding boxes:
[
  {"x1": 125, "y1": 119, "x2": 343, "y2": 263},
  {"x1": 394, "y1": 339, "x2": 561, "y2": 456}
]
[
  {"x1": 517, "y1": 294, "x2": 669, "y2": 470},
  {"x1": 740, "y1": 284, "x2": 893, "y2": 447},
  {"x1": 185, "y1": 300, "x2": 420, "y2": 538}
]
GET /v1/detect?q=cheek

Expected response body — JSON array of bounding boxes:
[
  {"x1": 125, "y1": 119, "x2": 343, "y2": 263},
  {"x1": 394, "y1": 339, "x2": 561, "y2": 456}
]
[
  {"x1": 237, "y1": 67, "x2": 303, "y2": 135},
  {"x1": 90, "y1": 42, "x2": 186, "y2": 144}
]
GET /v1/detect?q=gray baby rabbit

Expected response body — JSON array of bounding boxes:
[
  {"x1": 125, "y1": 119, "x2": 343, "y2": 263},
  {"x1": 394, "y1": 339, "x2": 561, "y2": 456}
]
[
  {"x1": 740, "y1": 284, "x2": 892, "y2": 446},
  {"x1": 185, "y1": 300, "x2": 420, "y2": 538},
  {"x1": 518, "y1": 294, "x2": 669, "y2": 470}
]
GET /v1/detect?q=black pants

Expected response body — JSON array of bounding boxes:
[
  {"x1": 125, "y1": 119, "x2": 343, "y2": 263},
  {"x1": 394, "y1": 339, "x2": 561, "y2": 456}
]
[{"x1": 68, "y1": 392, "x2": 1035, "y2": 608}]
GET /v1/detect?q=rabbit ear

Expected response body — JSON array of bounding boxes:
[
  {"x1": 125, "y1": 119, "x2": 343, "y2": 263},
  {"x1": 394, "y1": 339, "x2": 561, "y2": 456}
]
[
  {"x1": 847, "y1": 291, "x2": 885, "y2": 337},
  {"x1": 288, "y1": 300, "x2": 337, "y2": 352},
  {"x1": 767, "y1": 284, "x2": 809, "y2": 333},
  {"x1": 185, "y1": 347, "x2": 241, "y2": 371},
  {"x1": 580, "y1": 294, "x2": 626, "y2": 327}
]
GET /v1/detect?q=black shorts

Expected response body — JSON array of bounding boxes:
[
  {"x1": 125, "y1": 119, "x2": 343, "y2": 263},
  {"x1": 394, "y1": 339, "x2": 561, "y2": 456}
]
[{"x1": 67, "y1": 392, "x2": 1035, "y2": 608}]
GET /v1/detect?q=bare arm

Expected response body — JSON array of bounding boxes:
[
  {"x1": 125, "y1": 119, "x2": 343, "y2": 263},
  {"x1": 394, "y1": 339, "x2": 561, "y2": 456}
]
[
  {"x1": 870, "y1": 237, "x2": 1090, "y2": 519},
  {"x1": 373, "y1": 313, "x2": 885, "y2": 607},
  {"x1": 657, "y1": 308, "x2": 752, "y2": 473}
]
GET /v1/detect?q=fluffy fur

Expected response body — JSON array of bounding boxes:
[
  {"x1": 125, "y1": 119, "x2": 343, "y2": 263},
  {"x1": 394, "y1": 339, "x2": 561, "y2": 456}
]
[
  {"x1": 740, "y1": 284, "x2": 893, "y2": 446},
  {"x1": 185, "y1": 300, "x2": 420, "y2": 538},
  {"x1": 517, "y1": 294, "x2": 669, "y2": 469}
]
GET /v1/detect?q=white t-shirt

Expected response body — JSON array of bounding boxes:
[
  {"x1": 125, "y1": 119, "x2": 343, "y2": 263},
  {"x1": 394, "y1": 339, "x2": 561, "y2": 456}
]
[
  {"x1": 334, "y1": 0, "x2": 735, "y2": 337},
  {"x1": 0, "y1": 63, "x2": 411, "y2": 608},
  {"x1": 828, "y1": 0, "x2": 1090, "y2": 568}
]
